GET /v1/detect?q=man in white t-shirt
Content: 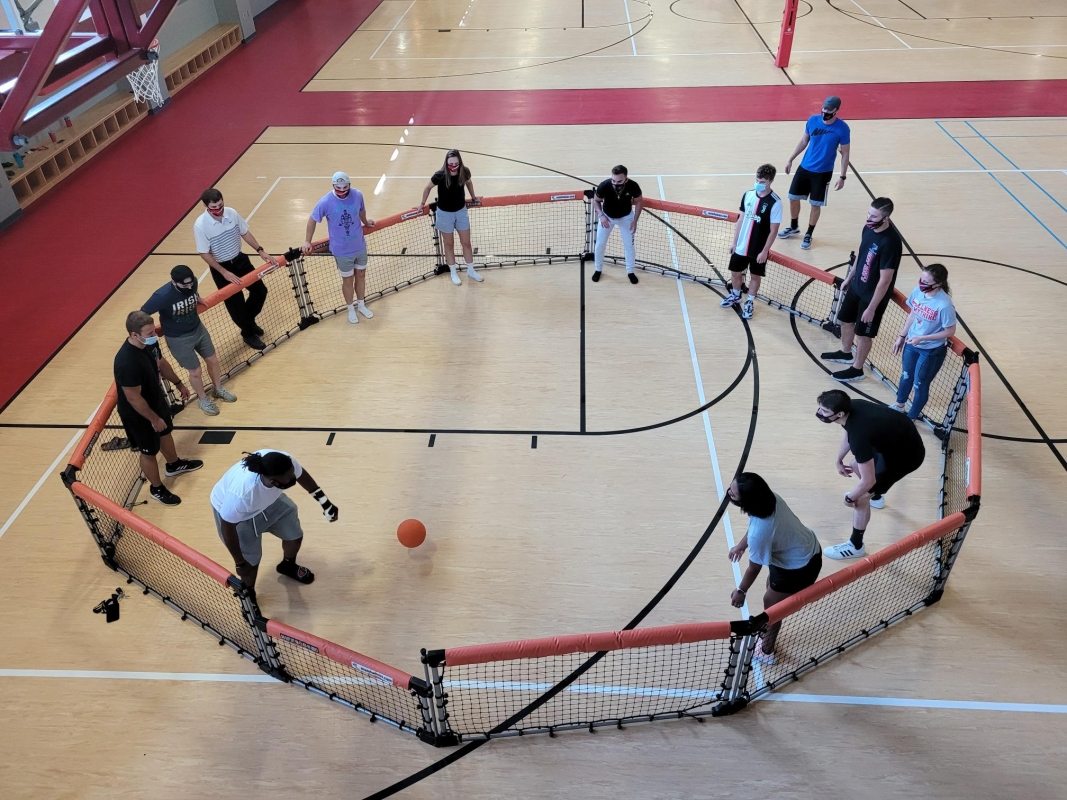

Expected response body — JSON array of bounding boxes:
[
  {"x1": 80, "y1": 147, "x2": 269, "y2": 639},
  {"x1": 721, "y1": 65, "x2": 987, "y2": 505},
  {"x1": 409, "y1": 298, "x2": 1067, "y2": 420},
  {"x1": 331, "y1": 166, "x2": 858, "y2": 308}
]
[
  {"x1": 194, "y1": 188, "x2": 275, "y2": 351},
  {"x1": 210, "y1": 450, "x2": 339, "y2": 589}
]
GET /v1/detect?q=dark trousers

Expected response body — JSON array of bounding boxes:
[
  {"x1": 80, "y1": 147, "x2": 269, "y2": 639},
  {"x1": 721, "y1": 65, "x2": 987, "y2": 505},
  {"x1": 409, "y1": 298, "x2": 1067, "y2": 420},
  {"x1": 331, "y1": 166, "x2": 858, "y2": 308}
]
[{"x1": 210, "y1": 252, "x2": 268, "y2": 337}]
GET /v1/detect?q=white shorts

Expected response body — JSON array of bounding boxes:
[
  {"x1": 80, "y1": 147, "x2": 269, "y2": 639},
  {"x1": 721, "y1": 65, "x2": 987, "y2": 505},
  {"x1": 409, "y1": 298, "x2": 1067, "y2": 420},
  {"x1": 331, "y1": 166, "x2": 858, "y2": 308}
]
[{"x1": 334, "y1": 251, "x2": 369, "y2": 278}]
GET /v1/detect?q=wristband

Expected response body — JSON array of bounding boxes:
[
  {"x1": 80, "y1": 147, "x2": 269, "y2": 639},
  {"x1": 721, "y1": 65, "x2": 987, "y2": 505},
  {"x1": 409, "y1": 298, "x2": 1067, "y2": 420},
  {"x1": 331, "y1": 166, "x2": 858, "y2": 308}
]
[{"x1": 737, "y1": 588, "x2": 746, "y2": 595}]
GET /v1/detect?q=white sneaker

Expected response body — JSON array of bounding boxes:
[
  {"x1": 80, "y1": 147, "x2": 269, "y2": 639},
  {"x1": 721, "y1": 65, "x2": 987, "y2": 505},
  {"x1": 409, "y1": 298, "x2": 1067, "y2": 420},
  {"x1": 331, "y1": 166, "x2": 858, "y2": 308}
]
[
  {"x1": 869, "y1": 494, "x2": 886, "y2": 509},
  {"x1": 347, "y1": 305, "x2": 359, "y2": 324},
  {"x1": 466, "y1": 265, "x2": 483, "y2": 282},
  {"x1": 357, "y1": 301, "x2": 373, "y2": 319},
  {"x1": 888, "y1": 403, "x2": 906, "y2": 413},
  {"x1": 824, "y1": 540, "x2": 867, "y2": 560},
  {"x1": 449, "y1": 266, "x2": 461, "y2": 285},
  {"x1": 753, "y1": 638, "x2": 777, "y2": 665},
  {"x1": 741, "y1": 299, "x2": 754, "y2": 319},
  {"x1": 719, "y1": 290, "x2": 741, "y2": 308}
]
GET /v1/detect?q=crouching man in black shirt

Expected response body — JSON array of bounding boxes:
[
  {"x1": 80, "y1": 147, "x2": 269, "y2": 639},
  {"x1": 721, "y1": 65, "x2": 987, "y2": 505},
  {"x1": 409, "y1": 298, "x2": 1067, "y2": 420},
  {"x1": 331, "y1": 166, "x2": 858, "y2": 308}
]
[
  {"x1": 114, "y1": 311, "x2": 204, "y2": 506},
  {"x1": 815, "y1": 389, "x2": 925, "y2": 559}
]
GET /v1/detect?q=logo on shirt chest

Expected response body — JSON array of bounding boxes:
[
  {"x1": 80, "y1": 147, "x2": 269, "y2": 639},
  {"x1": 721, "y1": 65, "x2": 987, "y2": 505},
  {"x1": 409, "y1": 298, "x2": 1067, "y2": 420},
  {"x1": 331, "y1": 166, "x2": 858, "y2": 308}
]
[
  {"x1": 860, "y1": 244, "x2": 879, "y2": 282},
  {"x1": 914, "y1": 303, "x2": 939, "y2": 321},
  {"x1": 339, "y1": 208, "x2": 356, "y2": 235},
  {"x1": 170, "y1": 295, "x2": 197, "y2": 318}
]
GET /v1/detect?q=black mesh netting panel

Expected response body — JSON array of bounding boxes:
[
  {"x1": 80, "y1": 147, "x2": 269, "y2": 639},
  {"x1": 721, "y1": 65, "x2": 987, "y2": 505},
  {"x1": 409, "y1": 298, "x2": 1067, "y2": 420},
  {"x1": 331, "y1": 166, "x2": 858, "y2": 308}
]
[
  {"x1": 76, "y1": 405, "x2": 145, "y2": 513},
  {"x1": 77, "y1": 495, "x2": 260, "y2": 659},
  {"x1": 748, "y1": 535, "x2": 955, "y2": 698},
  {"x1": 442, "y1": 639, "x2": 733, "y2": 737},
  {"x1": 270, "y1": 635, "x2": 427, "y2": 733},
  {"x1": 942, "y1": 409, "x2": 973, "y2": 517}
]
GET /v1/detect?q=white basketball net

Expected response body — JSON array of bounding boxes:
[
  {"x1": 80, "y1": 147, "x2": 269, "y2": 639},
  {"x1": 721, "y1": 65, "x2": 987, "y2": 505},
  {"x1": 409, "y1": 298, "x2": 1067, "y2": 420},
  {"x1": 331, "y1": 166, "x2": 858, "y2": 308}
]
[{"x1": 128, "y1": 42, "x2": 163, "y2": 107}]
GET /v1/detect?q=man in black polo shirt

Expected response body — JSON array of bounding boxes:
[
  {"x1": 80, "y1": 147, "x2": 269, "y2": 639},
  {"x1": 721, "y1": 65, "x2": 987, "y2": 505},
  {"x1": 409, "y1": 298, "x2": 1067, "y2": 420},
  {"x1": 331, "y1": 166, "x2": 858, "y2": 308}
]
[
  {"x1": 591, "y1": 165, "x2": 643, "y2": 285},
  {"x1": 821, "y1": 197, "x2": 903, "y2": 382},
  {"x1": 142, "y1": 265, "x2": 237, "y2": 417},
  {"x1": 114, "y1": 311, "x2": 204, "y2": 506},
  {"x1": 815, "y1": 389, "x2": 925, "y2": 559}
]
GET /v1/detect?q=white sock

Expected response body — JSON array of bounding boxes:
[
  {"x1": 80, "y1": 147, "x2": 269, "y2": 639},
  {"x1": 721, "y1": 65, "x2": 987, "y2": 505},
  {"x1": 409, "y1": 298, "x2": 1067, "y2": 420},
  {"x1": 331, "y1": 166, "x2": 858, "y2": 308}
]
[
  {"x1": 347, "y1": 302, "x2": 355, "y2": 310},
  {"x1": 357, "y1": 300, "x2": 367, "y2": 308},
  {"x1": 465, "y1": 262, "x2": 475, "y2": 269},
  {"x1": 747, "y1": 293, "x2": 756, "y2": 302},
  {"x1": 449, "y1": 264, "x2": 458, "y2": 273}
]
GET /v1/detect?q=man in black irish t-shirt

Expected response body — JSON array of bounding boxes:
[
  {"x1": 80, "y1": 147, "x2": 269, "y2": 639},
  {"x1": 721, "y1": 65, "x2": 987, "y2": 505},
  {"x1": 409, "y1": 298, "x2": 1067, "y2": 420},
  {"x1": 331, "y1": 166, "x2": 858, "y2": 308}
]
[
  {"x1": 821, "y1": 197, "x2": 903, "y2": 382},
  {"x1": 114, "y1": 311, "x2": 204, "y2": 506},
  {"x1": 816, "y1": 389, "x2": 925, "y2": 560},
  {"x1": 592, "y1": 165, "x2": 643, "y2": 285}
]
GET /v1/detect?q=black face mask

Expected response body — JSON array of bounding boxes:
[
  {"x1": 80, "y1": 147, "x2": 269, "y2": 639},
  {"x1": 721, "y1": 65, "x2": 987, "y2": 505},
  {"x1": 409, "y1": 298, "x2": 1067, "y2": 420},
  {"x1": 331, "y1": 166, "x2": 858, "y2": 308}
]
[
  {"x1": 612, "y1": 181, "x2": 626, "y2": 195},
  {"x1": 822, "y1": 112, "x2": 835, "y2": 122},
  {"x1": 816, "y1": 411, "x2": 838, "y2": 424},
  {"x1": 274, "y1": 476, "x2": 297, "y2": 490}
]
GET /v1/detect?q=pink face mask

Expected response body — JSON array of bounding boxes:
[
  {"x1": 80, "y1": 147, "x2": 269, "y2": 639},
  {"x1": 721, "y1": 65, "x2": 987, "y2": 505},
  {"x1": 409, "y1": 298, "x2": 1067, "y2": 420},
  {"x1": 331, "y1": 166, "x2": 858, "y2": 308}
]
[
  {"x1": 208, "y1": 205, "x2": 225, "y2": 218},
  {"x1": 333, "y1": 186, "x2": 350, "y2": 199}
]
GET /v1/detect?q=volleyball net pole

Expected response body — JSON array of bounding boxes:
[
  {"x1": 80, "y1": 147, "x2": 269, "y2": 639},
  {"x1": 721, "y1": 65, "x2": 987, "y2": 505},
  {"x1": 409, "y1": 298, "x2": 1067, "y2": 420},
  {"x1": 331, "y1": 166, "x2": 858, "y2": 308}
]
[{"x1": 775, "y1": 0, "x2": 801, "y2": 68}]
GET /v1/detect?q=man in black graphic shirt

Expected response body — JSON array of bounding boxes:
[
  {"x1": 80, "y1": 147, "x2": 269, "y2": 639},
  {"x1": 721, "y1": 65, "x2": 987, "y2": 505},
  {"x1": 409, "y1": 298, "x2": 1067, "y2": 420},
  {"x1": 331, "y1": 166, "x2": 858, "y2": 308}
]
[
  {"x1": 114, "y1": 311, "x2": 204, "y2": 506},
  {"x1": 142, "y1": 265, "x2": 237, "y2": 417},
  {"x1": 591, "y1": 165, "x2": 643, "y2": 285},
  {"x1": 821, "y1": 198, "x2": 903, "y2": 382}
]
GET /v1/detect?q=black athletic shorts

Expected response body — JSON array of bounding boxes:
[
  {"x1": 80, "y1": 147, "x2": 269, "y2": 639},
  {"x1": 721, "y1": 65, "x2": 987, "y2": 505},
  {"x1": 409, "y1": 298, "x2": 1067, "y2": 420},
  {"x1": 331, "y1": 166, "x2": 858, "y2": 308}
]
[
  {"x1": 118, "y1": 404, "x2": 173, "y2": 456},
  {"x1": 729, "y1": 251, "x2": 767, "y2": 278},
  {"x1": 871, "y1": 450, "x2": 925, "y2": 496},
  {"x1": 788, "y1": 166, "x2": 833, "y2": 206},
  {"x1": 768, "y1": 550, "x2": 823, "y2": 595},
  {"x1": 837, "y1": 288, "x2": 893, "y2": 338}
]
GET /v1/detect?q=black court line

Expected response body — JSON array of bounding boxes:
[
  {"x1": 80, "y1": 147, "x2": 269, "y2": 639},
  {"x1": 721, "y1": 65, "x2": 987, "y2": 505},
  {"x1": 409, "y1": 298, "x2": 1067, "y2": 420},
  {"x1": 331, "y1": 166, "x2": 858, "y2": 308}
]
[
  {"x1": 731, "y1": 0, "x2": 795, "y2": 85},
  {"x1": 0, "y1": 127, "x2": 269, "y2": 417},
  {"x1": 893, "y1": 0, "x2": 926, "y2": 20},
  {"x1": 428, "y1": 434, "x2": 436, "y2": 447},
  {"x1": 364, "y1": 284, "x2": 760, "y2": 800},
  {"x1": 669, "y1": 0, "x2": 814, "y2": 27},
  {"x1": 326, "y1": 432, "x2": 335, "y2": 446},
  {"x1": 531, "y1": 435, "x2": 537, "y2": 449},
  {"x1": 849, "y1": 164, "x2": 1067, "y2": 472}
]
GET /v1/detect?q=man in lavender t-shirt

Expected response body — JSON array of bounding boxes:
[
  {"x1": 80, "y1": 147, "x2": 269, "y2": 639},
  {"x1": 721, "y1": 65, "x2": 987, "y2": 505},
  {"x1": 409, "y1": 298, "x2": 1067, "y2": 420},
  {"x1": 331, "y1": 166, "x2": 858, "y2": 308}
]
[{"x1": 302, "y1": 172, "x2": 376, "y2": 325}]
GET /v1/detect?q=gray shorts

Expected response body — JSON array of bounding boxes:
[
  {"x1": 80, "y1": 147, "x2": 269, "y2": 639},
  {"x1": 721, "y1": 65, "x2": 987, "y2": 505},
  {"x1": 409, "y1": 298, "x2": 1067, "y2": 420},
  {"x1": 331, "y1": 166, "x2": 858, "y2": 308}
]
[
  {"x1": 334, "y1": 251, "x2": 369, "y2": 277},
  {"x1": 435, "y1": 206, "x2": 470, "y2": 233},
  {"x1": 213, "y1": 494, "x2": 304, "y2": 566},
  {"x1": 166, "y1": 323, "x2": 215, "y2": 370}
]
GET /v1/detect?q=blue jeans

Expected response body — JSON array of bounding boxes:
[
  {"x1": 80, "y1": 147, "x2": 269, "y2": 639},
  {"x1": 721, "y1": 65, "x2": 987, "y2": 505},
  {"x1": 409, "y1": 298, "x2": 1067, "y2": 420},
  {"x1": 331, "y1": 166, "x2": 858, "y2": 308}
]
[{"x1": 896, "y1": 344, "x2": 948, "y2": 420}]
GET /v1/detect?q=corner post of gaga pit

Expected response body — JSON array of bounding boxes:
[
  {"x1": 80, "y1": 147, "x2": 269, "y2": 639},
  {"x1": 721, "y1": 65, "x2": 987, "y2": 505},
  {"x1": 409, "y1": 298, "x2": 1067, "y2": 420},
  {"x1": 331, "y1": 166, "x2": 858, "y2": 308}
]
[{"x1": 774, "y1": 0, "x2": 800, "y2": 68}]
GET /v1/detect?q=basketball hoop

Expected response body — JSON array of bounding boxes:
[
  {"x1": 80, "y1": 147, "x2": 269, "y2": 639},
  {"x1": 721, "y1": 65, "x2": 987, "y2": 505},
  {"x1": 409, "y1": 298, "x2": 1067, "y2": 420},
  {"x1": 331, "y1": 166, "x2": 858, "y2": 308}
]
[{"x1": 128, "y1": 39, "x2": 163, "y2": 108}]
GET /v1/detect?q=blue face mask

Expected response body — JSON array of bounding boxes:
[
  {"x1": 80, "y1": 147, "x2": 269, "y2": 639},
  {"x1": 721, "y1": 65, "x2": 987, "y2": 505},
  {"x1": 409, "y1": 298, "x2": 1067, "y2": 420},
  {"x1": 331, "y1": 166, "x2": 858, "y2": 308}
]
[
  {"x1": 139, "y1": 334, "x2": 158, "y2": 347},
  {"x1": 754, "y1": 181, "x2": 768, "y2": 193}
]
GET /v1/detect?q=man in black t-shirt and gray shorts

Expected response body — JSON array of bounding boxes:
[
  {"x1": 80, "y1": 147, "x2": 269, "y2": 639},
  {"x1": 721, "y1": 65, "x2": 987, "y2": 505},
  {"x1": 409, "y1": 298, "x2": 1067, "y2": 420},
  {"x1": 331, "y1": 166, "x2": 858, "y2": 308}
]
[
  {"x1": 816, "y1": 389, "x2": 925, "y2": 560},
  {"x1": 591, "y1": 165, "x2": 643, "y2": 285},
  {"x1": 821, "y1": 197, "x2": 903, "y2": 382},
  {"x1": 113, "y1": 311, "x2": 204, "y2": 506}
]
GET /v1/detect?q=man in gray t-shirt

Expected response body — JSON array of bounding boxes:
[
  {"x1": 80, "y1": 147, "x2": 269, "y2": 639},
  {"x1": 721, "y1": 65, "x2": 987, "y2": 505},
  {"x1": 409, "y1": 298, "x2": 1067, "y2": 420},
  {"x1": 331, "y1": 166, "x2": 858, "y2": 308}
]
[{"x1": 727, "y1": 473, "x2": 822, "y2": 664}]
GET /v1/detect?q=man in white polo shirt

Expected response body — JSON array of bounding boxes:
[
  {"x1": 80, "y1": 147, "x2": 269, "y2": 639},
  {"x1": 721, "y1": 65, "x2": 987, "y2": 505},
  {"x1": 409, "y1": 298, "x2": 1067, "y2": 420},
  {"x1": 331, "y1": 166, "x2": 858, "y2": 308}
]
[
  {"x1": 210, "y1": 450, "x2": 339, "y2": 589},
  {"x1": 194, "y1": 188, "x2": 275, "y2": 351}
]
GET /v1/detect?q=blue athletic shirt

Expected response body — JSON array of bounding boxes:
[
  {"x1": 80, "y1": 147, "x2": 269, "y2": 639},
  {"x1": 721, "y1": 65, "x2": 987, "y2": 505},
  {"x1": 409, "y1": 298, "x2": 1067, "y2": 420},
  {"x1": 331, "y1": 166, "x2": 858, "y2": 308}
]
[
  {"x1": 800, "y1": 115, "x2": 851, "y2": 174},
  {"x1": 142, "y1": 283, "x2": 200, "y2": 338},
  {"x1": 312, "y1": 189, "x2": 367, "y2": 257}
]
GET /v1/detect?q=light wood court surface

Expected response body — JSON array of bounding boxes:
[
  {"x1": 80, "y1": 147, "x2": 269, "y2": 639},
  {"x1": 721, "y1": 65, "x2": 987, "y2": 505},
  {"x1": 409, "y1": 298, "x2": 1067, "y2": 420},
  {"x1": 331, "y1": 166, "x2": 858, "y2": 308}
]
[
  {"x1": 3, "y1": 13, "x2": 1067, "y2": 800},
  {"x1": 305, "y1": 0, "x2": 1067, "y2": 91}
]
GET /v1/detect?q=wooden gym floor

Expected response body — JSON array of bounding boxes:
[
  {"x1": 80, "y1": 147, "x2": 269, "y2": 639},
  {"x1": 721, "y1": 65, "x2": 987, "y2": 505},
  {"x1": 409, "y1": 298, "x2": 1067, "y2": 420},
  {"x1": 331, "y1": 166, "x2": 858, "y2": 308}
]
[{"x1": 2, "y1": 2, "x2": 1067, "y2": 798}]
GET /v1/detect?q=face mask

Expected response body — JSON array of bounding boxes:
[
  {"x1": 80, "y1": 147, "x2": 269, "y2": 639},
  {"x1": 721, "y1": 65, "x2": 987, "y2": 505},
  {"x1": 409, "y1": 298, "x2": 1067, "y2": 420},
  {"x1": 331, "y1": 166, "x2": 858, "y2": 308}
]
[
  {"x1": 612, "y1": 181, "x2": 626, "y2": 195},
  {"x1": 919, "y1": 281, "x2": 938, "y2": 294},
  {"x1": 174, "y1": 282, "x2": 196, "y2": 295},
  {"x1": 754, "y1": 181, "x2": 769, "y2": 193},
  {"x1": 816, "y1": 411, "x2": 837, "y2": 424},
  {"x1": 447, "y1": 163, "x2": 460, "y2": 173},
  {"x1": 728, "y1": 493, "x2": 741, "y2": 506},
  {"x1": 822, "y1": 112, "x2": 835, "y2": 122},
  {"x1": 333, "y1": 186, "x2": 350, "y2": 199},
  {"x1": 865, "y1": 216, "x2": 882, "y2": 229},
  {"x1": 274, "y1": 476, "x2": 297, "y2": 490},
  {"x1": 208, "y1": 206, "x2": 224, "y2": 218},
  {"x1": 139, "y1": 334, "x2": 158, "y2": 346}
]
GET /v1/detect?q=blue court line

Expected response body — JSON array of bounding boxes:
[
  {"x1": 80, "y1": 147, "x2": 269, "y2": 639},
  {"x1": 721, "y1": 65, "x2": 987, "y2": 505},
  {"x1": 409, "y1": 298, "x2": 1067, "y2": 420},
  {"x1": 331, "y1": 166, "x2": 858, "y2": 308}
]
[
  {"x1": 954, "y1": 134, "x2": 1067, "y2": 139},
  {"x1": 936, "y1": 121, "x2": 1067, "y2": 251},
  {"x1": 965, "y1": 120, "x2": 1067, "y2": 217}
]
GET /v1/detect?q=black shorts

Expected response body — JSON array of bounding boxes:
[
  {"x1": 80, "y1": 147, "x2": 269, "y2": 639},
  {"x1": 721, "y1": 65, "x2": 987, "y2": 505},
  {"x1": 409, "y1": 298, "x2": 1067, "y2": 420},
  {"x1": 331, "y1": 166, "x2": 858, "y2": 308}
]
[
  {"x1": 729, "y1": 251, "x2": 766, "y2": 278},
  {"x1": 768, "y1": 550, "x2": 823, "y2": 595},
  {"x1": 118, "y1": 405, "x2": 173, "y2": 456},
  {"x1": 871, "y1": 450, "x2": 925, "y2": 496},
  {"x1": 837, "y1": 288, "x2": 892, "y2": 338},
  {"x1": 788, "y1": 166, "x2": 833, "y2": 206}
]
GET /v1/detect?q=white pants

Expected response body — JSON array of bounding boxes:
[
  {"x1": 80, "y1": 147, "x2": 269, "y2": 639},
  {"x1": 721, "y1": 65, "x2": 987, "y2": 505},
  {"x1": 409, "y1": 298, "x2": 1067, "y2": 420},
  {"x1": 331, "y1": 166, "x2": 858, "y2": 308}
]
[{"x1": 594, "y1": 211, "x2": 636, "y2": 272}]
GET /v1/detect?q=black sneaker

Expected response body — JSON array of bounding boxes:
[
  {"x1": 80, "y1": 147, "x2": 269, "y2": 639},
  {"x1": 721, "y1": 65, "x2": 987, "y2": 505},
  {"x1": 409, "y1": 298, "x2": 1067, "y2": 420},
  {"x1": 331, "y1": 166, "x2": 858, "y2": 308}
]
[
  {"x1": 821, "y1": 349, "x2": 854, "y2": 363},
  {"x1": 149, "y1": 484, "x2": 181, "y2": 506},
  {"x1": 243, "y1": 334, "x2": 267, "y2": 351},
  {"x1": 777, "y1": 226, "x2": 799, "y2": 239},
  {"x1": 628, "y1": 273, "x2": 639, "y2": 285},
  {"x1": 164, "y1": 458, "x2": 204, "y2": 477},
  {"x1": 591, "y1": 270, "x2": 602, "y2": 282},
  {"x1": 832, "y1": 366, "x2": 866, "y2": 382},
  {"x1": 277, "y1": 560, "x2": 315, "y2": 584}
]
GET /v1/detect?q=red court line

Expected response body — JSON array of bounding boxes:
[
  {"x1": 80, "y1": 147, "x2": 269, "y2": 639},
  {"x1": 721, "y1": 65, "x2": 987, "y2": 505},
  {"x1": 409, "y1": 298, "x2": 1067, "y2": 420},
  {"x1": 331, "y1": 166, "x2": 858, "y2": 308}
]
[{"x1": 0, "y1": 0, "x2": 1064, "y2": 411}]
